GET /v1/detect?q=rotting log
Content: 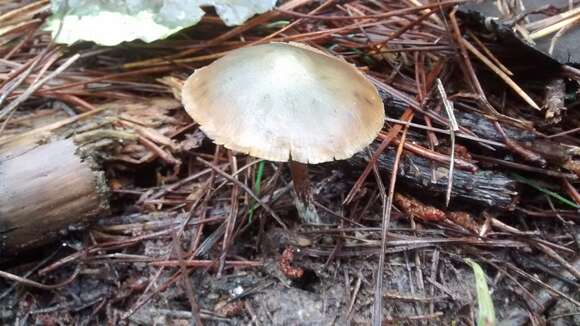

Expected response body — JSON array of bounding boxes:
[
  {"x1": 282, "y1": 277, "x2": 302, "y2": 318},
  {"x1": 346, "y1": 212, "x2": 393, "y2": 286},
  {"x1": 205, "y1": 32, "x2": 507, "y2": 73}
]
[
  {"x1": 0, "y1": 98, "x2": 182, "y2": 258},
  {"x1": 0, "y1": 138, "x2": 109, "y2": 257},
  {"x1": 350, "y1": 142, "x2": 518, "y2": 209}
]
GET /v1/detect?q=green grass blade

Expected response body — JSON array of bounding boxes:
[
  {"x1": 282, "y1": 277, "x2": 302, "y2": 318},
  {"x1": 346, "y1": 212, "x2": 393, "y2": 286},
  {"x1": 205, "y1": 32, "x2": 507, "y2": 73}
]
[
  {"x1": 512, "y1": 173, "x2": 579, "y2": 209},
  {"x1": 248, "y1": 160, "x2": 265, "y2": 223},
  {"x1": 465, "y1": 258, "x2": 496, "y2": 326}
]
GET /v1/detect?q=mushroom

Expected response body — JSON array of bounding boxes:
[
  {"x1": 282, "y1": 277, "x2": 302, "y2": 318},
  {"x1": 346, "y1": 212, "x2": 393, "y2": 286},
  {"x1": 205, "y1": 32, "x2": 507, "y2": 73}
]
[{"x1": 181, "y1": 42, "x2": 384, "y2": 224}]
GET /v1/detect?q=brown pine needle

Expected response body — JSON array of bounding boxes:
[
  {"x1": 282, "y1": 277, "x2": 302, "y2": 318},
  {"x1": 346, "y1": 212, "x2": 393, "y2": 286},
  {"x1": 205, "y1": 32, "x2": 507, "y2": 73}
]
[
  {"x1": 461, "y1": 38, "x2": 541, "y2": 110},
  {"x1": 466, "y1": 30, "x2": 513, "y2": 76},
  {"x1": 372, "y1": 125, "x2": 409, "y2": 326}
]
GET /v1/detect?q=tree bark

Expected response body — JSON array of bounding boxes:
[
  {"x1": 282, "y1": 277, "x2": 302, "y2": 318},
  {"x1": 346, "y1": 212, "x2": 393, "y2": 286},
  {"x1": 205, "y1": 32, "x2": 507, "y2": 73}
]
[
  {"x1": 350, "y1": 142, "x2": 518, "y2": 209},
  {"x1": 0, "y1": 138, "x2": 109, "y2": 256}
]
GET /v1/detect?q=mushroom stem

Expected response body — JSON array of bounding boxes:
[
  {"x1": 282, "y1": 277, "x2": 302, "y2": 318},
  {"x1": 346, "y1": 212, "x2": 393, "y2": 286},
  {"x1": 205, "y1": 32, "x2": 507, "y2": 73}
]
[{"x1": 289, "y1": 161, "x2": 321, "y2": 224}]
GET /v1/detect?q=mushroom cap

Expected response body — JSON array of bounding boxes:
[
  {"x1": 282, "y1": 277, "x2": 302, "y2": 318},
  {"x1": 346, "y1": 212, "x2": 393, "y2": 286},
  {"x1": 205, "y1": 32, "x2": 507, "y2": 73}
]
[{"x1": 181, "y1": 42, "x2": 385, "y2": 164}]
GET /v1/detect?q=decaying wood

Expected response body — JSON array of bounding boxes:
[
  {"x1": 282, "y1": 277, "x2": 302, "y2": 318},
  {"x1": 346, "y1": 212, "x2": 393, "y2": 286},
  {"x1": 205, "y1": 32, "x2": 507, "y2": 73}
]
[
  {"x1": 350, "y1": 142, "x2": 518, "y2": 209},
  {"x1": 0, "y1": 98, "x2": 185, "y2": 257},
  {"x1": 0, "y1": 138, "x2": 109, "y2": 256}
]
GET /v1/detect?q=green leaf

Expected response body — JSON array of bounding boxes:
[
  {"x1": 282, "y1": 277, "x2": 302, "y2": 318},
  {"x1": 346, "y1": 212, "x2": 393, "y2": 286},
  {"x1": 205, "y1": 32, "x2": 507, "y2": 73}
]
[
  {"x1": 465, "y1": 258, "x2": 496, "y2": 326},
  {"x1": 45, "y1": 0, "x2": 277, "y2": 46}
]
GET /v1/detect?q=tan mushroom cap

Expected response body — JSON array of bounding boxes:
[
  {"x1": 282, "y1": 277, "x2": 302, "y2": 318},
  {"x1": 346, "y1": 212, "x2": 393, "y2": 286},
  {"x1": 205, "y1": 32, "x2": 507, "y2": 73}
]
[{"x1": 181, "y1": 42, "x2": 385, "y2": 164}]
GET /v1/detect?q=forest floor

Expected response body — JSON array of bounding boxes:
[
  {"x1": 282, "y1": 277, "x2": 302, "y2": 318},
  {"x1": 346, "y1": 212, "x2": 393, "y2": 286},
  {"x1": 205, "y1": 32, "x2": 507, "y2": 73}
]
[{"x1": 0, "y1": 1, "x2": 579, "y2": 325}]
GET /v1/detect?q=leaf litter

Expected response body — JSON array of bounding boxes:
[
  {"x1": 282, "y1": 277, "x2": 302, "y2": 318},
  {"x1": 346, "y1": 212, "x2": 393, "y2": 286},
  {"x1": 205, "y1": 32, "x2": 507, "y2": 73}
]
[{"x1": 0, "y1": 0, "x2": 579, "y2": 325}]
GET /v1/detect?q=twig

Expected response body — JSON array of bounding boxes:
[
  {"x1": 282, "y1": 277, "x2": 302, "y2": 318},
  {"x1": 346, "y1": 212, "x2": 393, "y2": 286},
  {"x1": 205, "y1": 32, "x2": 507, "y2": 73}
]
[{"x1": 436, "y1": 78, "x2": 459, "y2": 206}]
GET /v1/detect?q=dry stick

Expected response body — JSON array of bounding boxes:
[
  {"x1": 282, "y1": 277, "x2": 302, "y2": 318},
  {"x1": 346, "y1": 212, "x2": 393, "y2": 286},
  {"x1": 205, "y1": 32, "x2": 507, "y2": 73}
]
[
  {"x1": 196, "y1": 157, "x2": 287, "y2": 230},
  {"x1": 436, "y1": 79, "x2": 459, "y2": 206},
  {"x1": 372, "y1": 125, "x2": 409, "y2": 326},
  {"x1": 0, "y1": 138, "x2": 110, "y2": 254}
]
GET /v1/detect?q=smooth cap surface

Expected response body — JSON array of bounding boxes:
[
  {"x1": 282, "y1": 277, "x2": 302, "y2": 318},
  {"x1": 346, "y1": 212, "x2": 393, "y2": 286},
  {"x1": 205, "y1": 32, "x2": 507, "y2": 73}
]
[{"x1": 181, "y1": 42, "x2": 385, "y2": 164}]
